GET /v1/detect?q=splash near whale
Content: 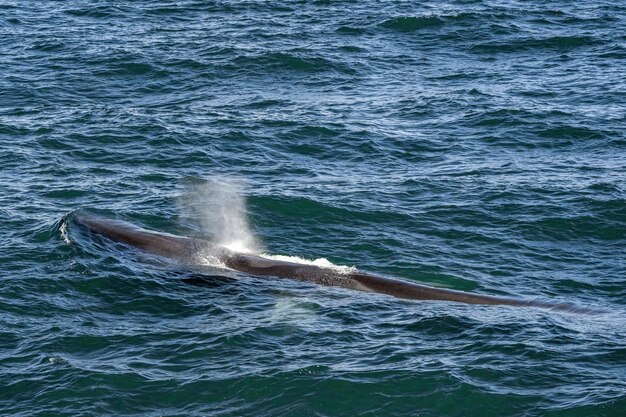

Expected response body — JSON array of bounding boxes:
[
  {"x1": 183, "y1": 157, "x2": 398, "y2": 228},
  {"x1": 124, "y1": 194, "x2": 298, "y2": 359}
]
[{"x1": 69, "y1": 214, "x2": 596, "y2": 313}]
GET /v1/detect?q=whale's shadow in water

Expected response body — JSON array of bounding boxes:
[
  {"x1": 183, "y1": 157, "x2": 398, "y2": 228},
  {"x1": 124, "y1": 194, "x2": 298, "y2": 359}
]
[{"x1": 181, "y1": 274, "x2": 237, "y2": 288}]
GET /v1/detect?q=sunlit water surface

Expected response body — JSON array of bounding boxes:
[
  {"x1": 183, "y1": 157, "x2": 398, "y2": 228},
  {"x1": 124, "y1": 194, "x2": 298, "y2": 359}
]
[{"x1": 1, "y1": 1, "x2": 625, "y2": 416}]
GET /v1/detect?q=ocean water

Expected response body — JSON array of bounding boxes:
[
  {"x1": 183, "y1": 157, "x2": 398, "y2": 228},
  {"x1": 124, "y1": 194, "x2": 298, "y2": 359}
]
[{"x1": 1, "y1": 0, "x2": 625, "y2": 415}]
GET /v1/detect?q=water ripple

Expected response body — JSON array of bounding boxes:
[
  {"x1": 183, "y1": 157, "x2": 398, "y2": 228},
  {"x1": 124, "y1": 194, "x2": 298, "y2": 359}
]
[{"x1": 1, "y1": 0, "x2": 625, "y2": 415}]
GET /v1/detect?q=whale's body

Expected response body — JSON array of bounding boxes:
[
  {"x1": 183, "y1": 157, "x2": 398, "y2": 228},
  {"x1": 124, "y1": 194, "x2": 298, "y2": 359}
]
[{"x1": 72, "y1": 214, "x2": 592, "y2": 312}]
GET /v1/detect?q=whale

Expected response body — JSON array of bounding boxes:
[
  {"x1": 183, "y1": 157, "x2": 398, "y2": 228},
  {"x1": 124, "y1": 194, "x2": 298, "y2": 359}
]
[{"x1": 71, "y1": 214, "x2": 595, "y2": 313}]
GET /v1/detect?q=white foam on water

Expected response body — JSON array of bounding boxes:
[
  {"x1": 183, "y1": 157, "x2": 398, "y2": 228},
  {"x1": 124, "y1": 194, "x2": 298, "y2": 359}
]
[
  {"x1": 259, "y1": 253, "x2": 358, "y2": 274},
  {"x1": 60, "y1": 221, "x2": 71, "y2": 244},
  {"x1": 48, "y1": 356, "x2": 67, "y2": 365},
  {"x1": 194, "y1": 251, "x2": 229, "y2": 270}
]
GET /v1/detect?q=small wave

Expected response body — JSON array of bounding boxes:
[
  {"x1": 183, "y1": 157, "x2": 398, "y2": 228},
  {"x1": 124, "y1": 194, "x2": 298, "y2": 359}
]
[
  {"x1": 63, "y1": 6, "x2": 125, "y2": 19},
  {"x1": 471, "y1": 35, "x2": 599, "y2": 53},
  {"x1": 163, "y1": 58, "x2": 207, "y2": 70},
  {"x1": 380, "y1": 16, "x2": 444, "y2": 32},
  {"x1": 28, "y1": 41, "x2": 66, "y2": 52},
  {"x1": 259, "y1": 254, "x2": 357, "y2": 275},
  {"x1": 142, "y1": 3, "x2": 234, "y2": 15},
  {"x1": 536, "y1": 125, "x2": 608, "y2": 141},
  {"x1": 232, "y1": 52, "x2": 356, "y2": 74},
  {"x1": 598, "y1": 45, "x2": 626, "y2": 59},
  {"x1": 336, "y1": 26, "x2": 367, "y2": 35},
  {"x1": 338, "y1": 45, "x2": 367, "y2": 54},
  {"x1": 106, "y1": 61, "x2": 155, "y2": 76},
  {"x1": 243, "y1": 98, "x2": 290, "y2": 109},
  {"x1": 464, "y1": 108, "x2": 530, "y2": 127}
]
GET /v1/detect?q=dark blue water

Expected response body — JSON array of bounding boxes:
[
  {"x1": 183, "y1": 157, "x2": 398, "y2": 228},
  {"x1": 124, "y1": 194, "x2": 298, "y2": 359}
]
[{"x1": 1, "y1": 1, "x2": 625, "y2": 415}]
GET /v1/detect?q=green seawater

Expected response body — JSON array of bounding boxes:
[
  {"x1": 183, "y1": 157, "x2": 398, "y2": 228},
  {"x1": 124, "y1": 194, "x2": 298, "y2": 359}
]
[{"x1": 1, "y1": 1, "x2": 625, "y2": 416}]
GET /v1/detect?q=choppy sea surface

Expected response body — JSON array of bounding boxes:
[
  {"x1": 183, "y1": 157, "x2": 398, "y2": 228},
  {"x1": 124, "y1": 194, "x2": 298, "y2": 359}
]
[{"x1": 1, "y1": 1, "x2": 625, "y2": 416}]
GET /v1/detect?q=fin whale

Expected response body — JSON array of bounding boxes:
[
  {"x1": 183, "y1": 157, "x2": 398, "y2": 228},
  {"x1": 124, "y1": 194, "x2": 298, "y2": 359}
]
[{"x1": 71, "y1": 214, "x2": 595, "y2": 313}]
